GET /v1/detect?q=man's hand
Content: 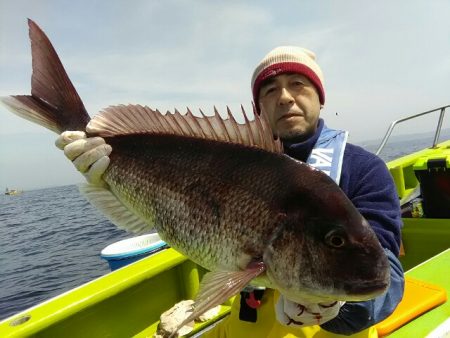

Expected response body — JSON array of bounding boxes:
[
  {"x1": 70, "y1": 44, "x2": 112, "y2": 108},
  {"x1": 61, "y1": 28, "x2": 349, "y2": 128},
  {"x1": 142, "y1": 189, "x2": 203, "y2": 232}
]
[
  {"x1": 55, "y1": 131, "x2": 112, "y2": 186},
  {"x1": 275, "y1": 295, "x2": 344, "y2": 328}
]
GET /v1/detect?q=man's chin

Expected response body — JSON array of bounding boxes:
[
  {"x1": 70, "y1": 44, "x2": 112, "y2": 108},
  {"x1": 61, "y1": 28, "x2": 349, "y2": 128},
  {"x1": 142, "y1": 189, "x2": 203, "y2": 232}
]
[
  {"x1": 279, "y1": 129, "x2": 310, "y2": 142},
  {"x1": 277, "y1": 122, "x2": 318, "y2": 143}
]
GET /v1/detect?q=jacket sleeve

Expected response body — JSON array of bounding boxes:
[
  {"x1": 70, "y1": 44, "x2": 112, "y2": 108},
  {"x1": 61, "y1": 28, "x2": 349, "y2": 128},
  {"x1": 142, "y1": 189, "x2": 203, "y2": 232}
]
[{"x1": 320, "y1": 249, "x2": 404, "y2": 335}]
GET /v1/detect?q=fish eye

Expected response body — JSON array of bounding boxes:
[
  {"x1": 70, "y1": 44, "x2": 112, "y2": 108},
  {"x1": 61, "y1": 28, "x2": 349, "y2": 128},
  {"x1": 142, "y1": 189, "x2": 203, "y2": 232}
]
[{"x1": 325, "y1": 230, "x2": 346, "y2": 248}]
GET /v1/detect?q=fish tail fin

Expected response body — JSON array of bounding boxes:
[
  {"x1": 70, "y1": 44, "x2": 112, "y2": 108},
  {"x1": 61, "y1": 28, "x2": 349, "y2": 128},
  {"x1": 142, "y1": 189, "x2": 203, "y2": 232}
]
[{"x1": 0, "y1": 19, "x2": 90, "y2": 134}]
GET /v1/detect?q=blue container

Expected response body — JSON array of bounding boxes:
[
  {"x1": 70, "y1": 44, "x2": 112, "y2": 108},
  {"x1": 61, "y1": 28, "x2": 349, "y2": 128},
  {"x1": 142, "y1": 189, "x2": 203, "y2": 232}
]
[{"x1": 101, "y1": 233, "x2": 167, "y2": 271}]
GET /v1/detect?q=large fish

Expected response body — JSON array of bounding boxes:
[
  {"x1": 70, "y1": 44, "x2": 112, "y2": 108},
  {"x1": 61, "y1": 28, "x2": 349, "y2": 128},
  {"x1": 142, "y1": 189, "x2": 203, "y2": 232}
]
[{"x1": 2, "y1": 19, "x2": 390, "y2": 330}]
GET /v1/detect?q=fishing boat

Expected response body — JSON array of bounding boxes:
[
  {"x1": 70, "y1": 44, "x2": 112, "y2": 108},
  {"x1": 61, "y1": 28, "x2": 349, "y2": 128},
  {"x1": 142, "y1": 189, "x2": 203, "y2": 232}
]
[
  {"x1": 0, "y1": 105, "x2": 448, "y2": 338},
  {"x1": 4, "y1": 188, "x2": 22, "y2": 196}
]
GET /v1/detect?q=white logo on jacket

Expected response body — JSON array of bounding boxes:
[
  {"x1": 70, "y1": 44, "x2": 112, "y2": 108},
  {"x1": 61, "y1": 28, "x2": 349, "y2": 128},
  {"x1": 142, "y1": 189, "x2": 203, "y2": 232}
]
[{"x1": 308, "y1": 148, "x2": 334, "y2": 176}]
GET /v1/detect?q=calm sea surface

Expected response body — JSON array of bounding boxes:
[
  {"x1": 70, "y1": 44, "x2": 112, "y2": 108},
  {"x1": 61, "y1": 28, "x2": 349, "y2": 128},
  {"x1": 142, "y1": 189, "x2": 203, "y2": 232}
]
[
  {"x1": 0, "y1": 135, "x2": 448, "y2": 320},
  {"x1": 0, "y1": 185, "x2": 129, "y2": 320}
]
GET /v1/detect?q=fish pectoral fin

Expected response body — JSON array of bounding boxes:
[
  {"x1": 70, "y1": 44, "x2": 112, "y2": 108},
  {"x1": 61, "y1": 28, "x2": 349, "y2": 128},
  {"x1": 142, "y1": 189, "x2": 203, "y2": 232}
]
[
  {"x1": 79, "y1": 183, "x2": 154, "y2": 233},
  {"x1": 174, "y1": 262, "x2": 266, "y2": 334}
]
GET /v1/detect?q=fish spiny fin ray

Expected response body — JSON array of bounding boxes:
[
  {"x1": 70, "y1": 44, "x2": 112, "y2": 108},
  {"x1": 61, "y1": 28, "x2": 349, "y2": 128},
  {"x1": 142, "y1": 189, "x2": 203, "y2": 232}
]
[
  {"x1": 87, "y1": 105, "x2": 283, "y2": 153},
  {"x1": 79, "y1": 184, "x2": 154, "y2": 233},
  {"x1": 173, "y1": 262, "x2": 266, "y2": 334}
]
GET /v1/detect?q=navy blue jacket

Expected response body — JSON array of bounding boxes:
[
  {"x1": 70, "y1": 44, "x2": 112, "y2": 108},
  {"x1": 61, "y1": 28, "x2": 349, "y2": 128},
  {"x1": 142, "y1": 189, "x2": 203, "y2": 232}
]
[{"x1": 283, "y1": 119, "x2": 405, "y2": 335}]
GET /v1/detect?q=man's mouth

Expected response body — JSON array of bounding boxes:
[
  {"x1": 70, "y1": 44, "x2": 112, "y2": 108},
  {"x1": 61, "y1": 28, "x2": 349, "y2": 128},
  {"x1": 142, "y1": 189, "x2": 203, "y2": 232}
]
[{"x1": 278, "y1": 112, "x2": 303, "y2": 122}]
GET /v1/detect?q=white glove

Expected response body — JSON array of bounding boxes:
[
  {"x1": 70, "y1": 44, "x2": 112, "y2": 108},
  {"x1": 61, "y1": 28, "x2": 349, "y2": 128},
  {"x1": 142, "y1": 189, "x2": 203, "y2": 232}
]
[
  {"x1": 155, "y1": 300, "x2": 195, "y2": 338},
  {"x1": 55, "y1": 131, "x2": 112, "y2": 186},
  {"x1": 154, "y1": 299, "x2": 221, "y2": 338},
  {"x1": 275, "y1": 295, "x2": 345, "y2": 327}
]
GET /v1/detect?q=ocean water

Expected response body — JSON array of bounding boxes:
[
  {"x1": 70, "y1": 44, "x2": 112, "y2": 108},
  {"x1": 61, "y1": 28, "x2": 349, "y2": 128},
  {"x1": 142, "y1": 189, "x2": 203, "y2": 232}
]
[
  {"x1": 0, "y1": 134, "x2": 448, "y2": 321},
  {"x1": 0, "y1": 185, "x2": 129, "y2": 320}
]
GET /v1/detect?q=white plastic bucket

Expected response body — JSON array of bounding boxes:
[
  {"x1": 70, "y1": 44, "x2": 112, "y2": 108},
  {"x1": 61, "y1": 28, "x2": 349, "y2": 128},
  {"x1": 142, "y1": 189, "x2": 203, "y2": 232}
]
[{"x1": 100, "y1": 233, "x2": 167, "y2": 271}]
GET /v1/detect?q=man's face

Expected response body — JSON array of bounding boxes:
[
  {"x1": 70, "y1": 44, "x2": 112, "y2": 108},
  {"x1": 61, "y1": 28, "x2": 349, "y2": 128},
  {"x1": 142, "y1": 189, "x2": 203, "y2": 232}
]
[{"x1": 258, "y1": 73, "x2": 321, "y2": 141}]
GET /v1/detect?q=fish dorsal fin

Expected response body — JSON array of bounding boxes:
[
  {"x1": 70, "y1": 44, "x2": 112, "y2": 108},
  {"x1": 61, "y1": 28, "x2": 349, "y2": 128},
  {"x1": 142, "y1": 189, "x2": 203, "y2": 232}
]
[
  {"x1": 79, "y1": 184, "x2": 153, "y2": 233},
  {"x1": 86, "y1": 104, "x2": 283, "y2": 153}
]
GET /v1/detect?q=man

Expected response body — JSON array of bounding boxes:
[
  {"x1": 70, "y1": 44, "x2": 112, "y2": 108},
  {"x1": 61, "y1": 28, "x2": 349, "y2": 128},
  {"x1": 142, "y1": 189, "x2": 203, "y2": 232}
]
[{"x1": 56, "y1": 46, "x2": 404, "y2": 338}]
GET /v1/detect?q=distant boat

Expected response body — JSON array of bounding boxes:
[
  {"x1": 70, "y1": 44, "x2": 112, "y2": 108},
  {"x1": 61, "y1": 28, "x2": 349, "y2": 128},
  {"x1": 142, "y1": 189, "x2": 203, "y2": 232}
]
[{"x1": 5, "y1": 188, "x2": 22, "y2": 195}]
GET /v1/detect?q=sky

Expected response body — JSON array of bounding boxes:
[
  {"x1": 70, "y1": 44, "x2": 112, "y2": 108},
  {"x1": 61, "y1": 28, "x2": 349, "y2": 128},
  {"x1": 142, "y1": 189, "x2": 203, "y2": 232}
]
[{"x1": 0, "y1": 0, "x2": 449, "y2": 190}]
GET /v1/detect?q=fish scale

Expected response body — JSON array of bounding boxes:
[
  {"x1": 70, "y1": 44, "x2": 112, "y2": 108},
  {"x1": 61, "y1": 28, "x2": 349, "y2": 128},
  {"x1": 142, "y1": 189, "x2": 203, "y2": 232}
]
[{"x1": 104, "y1": 135, "x2": 281, "y2": 273}]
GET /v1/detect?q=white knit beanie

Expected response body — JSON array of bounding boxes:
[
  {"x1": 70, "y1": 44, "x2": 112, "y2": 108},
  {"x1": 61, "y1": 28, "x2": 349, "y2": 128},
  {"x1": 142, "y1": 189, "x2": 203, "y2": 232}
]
[{"x1": 251, "y1": 46, "x2": 325, "y2": 111}]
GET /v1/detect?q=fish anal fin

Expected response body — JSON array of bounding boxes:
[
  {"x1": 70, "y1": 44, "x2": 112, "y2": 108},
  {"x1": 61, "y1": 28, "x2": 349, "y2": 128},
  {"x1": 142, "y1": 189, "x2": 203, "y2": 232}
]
[
  {"x1": 172, "y1": 262, "x2": 266, "y2": 336},
  {"x1": 79, "y1": 184, "x2": 154, "y2": 233}
]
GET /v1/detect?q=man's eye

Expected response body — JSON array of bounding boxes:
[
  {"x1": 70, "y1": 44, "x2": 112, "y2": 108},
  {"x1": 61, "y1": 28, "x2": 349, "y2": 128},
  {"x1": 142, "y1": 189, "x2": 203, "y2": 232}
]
[
  {"x1": 292, "y1": 81, "x2": 304, "y2": 87},
  {"x1": 262, "y1": 86, "x2": 276, "y2": 95}
]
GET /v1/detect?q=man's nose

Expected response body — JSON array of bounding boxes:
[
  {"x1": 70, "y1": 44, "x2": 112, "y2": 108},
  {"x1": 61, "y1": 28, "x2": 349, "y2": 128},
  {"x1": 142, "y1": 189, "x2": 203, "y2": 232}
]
[{"x1": 278, "y1": 88, "x2": 294, "y2": 105}]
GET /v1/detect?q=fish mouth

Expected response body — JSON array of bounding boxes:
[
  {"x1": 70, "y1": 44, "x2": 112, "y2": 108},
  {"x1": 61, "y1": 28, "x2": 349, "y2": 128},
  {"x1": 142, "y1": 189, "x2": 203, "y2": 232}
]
[
  {"x1": 344, "y1": 281, "x2": 389, "y2": 300},
  {"x1": 354, "y1": 282, "x2": 388, "y2": 294}
]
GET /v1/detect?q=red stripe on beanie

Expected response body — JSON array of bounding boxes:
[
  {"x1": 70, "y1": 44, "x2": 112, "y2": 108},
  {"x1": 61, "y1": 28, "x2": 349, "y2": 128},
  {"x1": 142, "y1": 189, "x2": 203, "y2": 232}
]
[{"x1": 252, "y1": 62, "x2": 325, "y2": 112}]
